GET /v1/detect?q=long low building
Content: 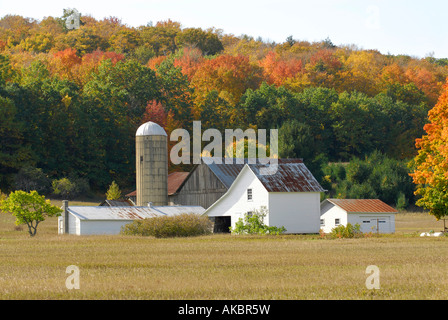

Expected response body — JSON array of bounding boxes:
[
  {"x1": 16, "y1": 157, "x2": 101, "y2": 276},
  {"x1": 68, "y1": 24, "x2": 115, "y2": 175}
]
[{"x1": 58, "y1": 201, "x2": 205, "y2": 236}]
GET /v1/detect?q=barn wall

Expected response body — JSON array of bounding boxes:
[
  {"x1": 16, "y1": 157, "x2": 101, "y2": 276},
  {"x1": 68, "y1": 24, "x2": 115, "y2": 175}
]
[
  {"x1": 269, "y1": 192, "x2": 321, "y2": 234},
  {"x1": 171, "y1": 164, "x2": 228, "y2": 209},
  {"x1": 205, "y1": 167, "x2": 269, "y2": 230},
  {"x1": 79, "y1": 220, "x2": 133, "y2": 235},
  {"x1": 58, "y1": 214, "x2": 80, "y2": 235},
  {"x1": 348, "y1": 214, "x2": 395, "y2": 234}
]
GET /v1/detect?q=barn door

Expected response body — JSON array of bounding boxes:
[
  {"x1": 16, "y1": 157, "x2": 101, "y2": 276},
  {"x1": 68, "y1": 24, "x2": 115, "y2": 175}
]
[{"x1": 213, "y1": 216, "x2": 231, "y2": 233}]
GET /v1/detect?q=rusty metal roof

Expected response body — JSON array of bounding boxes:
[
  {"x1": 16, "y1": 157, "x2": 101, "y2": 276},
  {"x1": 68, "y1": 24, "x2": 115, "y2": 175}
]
[
  {"x1": 68, "y1": 205, "x2": 205, "y2": 221},
  {"x1": 325, "y1": 199, "x2": 398, "y2": 214},
  {"x1": 203, "y1": 158, "x2": 324, "y2": 192},
  {"x1": 125, "y1": 171, "x2": 189, "y2": 198},
  {"x1": 248, "y1": 159, "x2": 326, "y2": 193},
  {"x1": 167, "y1": 172, "x2": 189, "y2": 195}
]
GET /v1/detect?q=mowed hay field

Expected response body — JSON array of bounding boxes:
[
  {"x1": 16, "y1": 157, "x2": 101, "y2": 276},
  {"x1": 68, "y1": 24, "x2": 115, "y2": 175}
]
[{"x1": 0, "y1": 207, "x2": 448, "y2": 300}]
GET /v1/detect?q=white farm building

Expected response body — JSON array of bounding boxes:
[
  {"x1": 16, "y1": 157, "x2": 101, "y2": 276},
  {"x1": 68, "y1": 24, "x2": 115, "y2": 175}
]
[
  {"x1": 58, "y1": 201, "x2": 205, "y2": 235},
  {"x1": 204, "y1": 159, "x2": 326, "y2": 234},
  {"x1": 320, "y1": 199, "x2": 397, "y2": 234}
]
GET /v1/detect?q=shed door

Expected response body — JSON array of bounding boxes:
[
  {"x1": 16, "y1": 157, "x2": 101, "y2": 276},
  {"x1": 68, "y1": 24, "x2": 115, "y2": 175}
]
[{"x1": 362, "y1": 217, "x2": 391, "y2": 233}]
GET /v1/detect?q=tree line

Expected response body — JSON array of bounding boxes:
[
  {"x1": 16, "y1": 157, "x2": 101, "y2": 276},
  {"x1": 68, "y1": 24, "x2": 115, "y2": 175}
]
[{"x1": 1, "y1": 10, "x2": 447, "y2": 208}]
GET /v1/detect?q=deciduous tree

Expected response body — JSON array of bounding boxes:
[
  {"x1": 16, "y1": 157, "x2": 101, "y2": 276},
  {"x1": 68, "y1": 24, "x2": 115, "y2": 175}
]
[
  {"x1": 0, "y1": 190, "x2": 62, "y2": 236},
  {"x1": 410, "y1": 79, "x2": 448, "y2": 220}
]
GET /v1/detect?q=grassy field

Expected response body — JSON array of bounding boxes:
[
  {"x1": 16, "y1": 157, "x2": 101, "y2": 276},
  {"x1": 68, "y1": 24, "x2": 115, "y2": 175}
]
[{"x1": 0, "y1": 203, "x2": 447, "y2": 300}]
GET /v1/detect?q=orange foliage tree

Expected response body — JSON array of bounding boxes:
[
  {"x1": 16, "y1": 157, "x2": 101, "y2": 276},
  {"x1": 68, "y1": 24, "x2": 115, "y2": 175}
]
[
  {"x1": 259, "y1": 51, "x2": 303, "y2": 86},
  {"x1": 410, "y1": 79, "x2": 448, "y2": 220},
  {"x1": 191, "y1": 54, "x2": 262, "y2": 107},
  {"x1": 74, "y1": 50, "x2": 124, "y2": 85},
  {"x1": 48, "y1": 48, "x2": 81, "y2": 81},
  {"x1": 173, "y1": 47, "x2": 204, "y2": 81}
]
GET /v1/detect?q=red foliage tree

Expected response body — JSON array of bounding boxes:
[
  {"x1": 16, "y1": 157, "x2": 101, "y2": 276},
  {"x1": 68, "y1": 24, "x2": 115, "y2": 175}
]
[
  {"x1": 259, "y1": 51, "x2": 303, "y2": 86},
  {"x1": 141, "y1": 100, "x2": 167, "y2": 129}
]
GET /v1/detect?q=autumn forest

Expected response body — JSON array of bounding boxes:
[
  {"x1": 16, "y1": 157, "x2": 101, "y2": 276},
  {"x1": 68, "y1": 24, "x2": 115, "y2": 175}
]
[{"x1": 1, "y1": 10, "x2": 447, "y2": 208}]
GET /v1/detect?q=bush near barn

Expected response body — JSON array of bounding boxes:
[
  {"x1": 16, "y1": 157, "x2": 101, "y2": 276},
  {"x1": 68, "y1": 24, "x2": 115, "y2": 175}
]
[{"x1": 120, "y1": 213, "x2": 212, "y2": 238}]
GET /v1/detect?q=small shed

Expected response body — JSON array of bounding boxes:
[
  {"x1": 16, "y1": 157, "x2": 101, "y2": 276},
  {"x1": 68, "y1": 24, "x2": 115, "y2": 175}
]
[
  {"x1": 320, "y1": 199, "x2": 397, "y2": 234},
  {"x1": 58, "y1": 201, "x2": 205, "y2": 235}
]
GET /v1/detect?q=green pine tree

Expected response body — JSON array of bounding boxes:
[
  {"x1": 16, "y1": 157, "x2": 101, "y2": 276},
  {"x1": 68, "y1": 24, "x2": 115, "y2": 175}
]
[{"x1": 106, "y1": 181, "x2": 122, "y2": 200}]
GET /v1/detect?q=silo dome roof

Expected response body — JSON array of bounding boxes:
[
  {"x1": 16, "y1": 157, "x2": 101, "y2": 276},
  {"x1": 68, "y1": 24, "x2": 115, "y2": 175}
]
[{"x1": 136, "y1": 121, "x2": 167, "y2": 136}]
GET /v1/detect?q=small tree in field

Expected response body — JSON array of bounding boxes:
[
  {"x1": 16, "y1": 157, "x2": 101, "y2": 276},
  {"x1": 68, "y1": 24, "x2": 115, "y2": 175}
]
[
  {"x1": 0, "y1": 190, "x2": 62, "y2": 236},
  {"x1": 106, "y1": 181, "x2": 122, "y2": 200}
]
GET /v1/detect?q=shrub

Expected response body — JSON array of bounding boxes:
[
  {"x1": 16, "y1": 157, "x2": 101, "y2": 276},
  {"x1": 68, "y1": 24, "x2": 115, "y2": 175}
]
[
  {"x1": 52, "y1": 177, "x2": 90, "y2": 199},
  {"x1": 14, "y1": 166, "x2": 51, "y2": 194},
  {"x1": 329, "y1": 223, "x2": 363, "y2": 239},
  {"x1": 396, "y1": 192, "x2": 408, "y2": 211},
  {"x1": 120, "y1": 214, "x2": 212, "y2": 238},
  {"x1": 231, "y1": 208, "x2": 286, "y2": 235}
]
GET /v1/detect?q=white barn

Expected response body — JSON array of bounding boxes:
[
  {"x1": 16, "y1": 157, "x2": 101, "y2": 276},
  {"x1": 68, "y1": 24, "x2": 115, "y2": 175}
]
[
  {"x1": 320, "y1": 199, "x2": 397, "y2": 234},
  {"x1": 204, "y1": 159, "x2": 325, "y2": 234},
  {"x1": 58, "y1": 201, "x2": 205, "y2": 235}
]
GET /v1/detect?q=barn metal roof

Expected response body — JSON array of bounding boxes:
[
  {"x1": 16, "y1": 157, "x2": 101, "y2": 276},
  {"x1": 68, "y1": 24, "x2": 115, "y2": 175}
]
[
  {"x1": 196, "y1": 157, "x2": 325, "y2": 193},
  {"x1": 68, "y1": 205, "x2": 205, "y2": 221},
  {"x1": 205, "y1": 158, "x2": 245, "y2": 189},
  {"x1": 99, "y1": 199, "x2": 133, "y2": 207},
  {"x1": 167, "y1": 172, "x2": 190, "y2": 195},
  {"x1": 248, "y1": 160, "x2": 326, "y2": 193},
  {"x1": 325, "y1": 199, "x2": 398, "y2": 214}
]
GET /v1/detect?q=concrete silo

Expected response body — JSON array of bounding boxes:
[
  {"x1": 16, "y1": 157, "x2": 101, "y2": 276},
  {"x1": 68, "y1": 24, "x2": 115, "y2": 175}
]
[{"x1": 135, "y1": 121, "x2": 168, "y2": 206}]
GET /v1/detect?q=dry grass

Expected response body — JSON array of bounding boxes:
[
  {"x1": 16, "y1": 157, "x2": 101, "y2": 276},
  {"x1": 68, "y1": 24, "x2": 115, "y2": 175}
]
[{"x1": 0, "y1": 207, "x2": 447, "y2": 300}]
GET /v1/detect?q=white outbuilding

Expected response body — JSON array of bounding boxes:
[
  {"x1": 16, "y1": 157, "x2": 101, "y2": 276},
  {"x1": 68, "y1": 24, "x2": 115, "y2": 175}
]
[
  {"x1": 204, "y1": 159, "x2": 326, "y2": 234},
  {"x1": 58, "y1": 201, "x2": 205, "y2": 235},
  {"x1": 320, "y1": 199, "x2": 397, "y2": 234}
]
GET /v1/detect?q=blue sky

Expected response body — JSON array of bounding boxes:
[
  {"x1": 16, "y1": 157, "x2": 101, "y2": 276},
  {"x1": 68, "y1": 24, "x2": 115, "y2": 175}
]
[{"x1": 2, "y1": 0, "x2": 448, "y2": 58}]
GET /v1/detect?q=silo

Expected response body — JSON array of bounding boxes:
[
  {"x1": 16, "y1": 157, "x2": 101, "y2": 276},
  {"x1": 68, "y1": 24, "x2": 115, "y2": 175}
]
[{"x1": 135, "y1": 121, "x2": 168, "y2": 206}]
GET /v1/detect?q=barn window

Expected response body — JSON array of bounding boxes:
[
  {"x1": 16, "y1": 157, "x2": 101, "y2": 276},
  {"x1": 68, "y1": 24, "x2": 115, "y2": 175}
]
[
  {"x1": 247, "y1": 188, "x2": 253, "y2": 201},
  {"x1": 320, "y1": 219, "x2": 325, "y2": 226},
  {"x1": 335, "y1": 219, "x2": 340, "y2": 226},
  {"x1": 363, "y1": 220, "x2": 371, "y2": 224}
]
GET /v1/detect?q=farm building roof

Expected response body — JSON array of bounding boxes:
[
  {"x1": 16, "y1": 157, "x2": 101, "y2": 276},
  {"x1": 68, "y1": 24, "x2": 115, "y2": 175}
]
[
  {"x1": 325, "y1": 199, "x2": 398, "y2": 214},
  {"x1": 99, "y1": 199, "x2": 134, "y2": 207},
  {"x1": 67, "y1": 205, "x2": 205, "y2": 221},
  {"x1": 125, "y1": 171, "x2": 190, "y2": 198},
  {"x1": 201, "y1": 157, "x2": 324, "y2": 193},
  {"x1": 248, "y1": 160, "x2": 326, "y2": 193}
]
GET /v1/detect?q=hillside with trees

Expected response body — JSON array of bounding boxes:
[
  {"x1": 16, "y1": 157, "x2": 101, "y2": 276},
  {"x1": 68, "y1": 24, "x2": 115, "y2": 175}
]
[{"x1": 1, "y1": 10, "x2": 447, "y2": 208}]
